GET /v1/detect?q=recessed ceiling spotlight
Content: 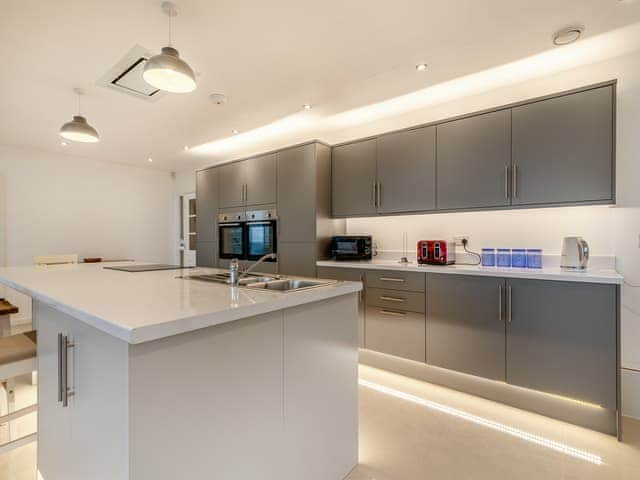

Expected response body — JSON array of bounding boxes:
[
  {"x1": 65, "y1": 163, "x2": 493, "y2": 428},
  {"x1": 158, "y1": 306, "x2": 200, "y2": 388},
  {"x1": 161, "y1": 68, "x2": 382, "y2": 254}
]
[
  {"x1": 302, "y1": 104, "x2": 312, "y2": 110},
  {"x1": 209, "y1": 93, "x2": 227, "y2": 105},
  {"x1": 148, "y1": 157, "x2": 153, "y2": 163},
  {"x1": 552, "y1": 26, "x2": 584, "y2": 46},
  {"x1": 183, "y1": 145, "x2": 189, "y2": 151},
  {"x1": 231, "y1": 129, "x2": 239, "y2": 134},
  {"x1": 416, "y1": 63, "x2": 428, "y2": 72},
  {"x1": 60, "y1": 141, "x2": 68, "y2": 147}
]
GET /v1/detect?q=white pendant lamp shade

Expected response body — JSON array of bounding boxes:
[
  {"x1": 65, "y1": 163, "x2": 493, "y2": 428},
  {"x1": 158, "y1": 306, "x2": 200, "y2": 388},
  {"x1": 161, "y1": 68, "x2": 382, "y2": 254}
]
[
  {"x1": 143, "y1": 46, "x2": 196, "y2": 93},
  {"x1": 60, "y1": 115, "x2": 100, "y2": 143}
]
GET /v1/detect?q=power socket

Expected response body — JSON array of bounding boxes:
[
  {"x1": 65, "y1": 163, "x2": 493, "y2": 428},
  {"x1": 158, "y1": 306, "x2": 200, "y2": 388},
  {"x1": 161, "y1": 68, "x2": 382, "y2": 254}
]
[{"x1": 453, "y1": 235, "x2": 470, "y2": 246}]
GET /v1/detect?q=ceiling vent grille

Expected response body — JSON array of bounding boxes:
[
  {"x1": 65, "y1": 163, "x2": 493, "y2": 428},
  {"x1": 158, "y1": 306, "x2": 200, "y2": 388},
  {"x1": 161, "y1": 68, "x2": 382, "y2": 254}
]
[{"x1": 97, "y1": 45, "x2": 167, "y2": 102}]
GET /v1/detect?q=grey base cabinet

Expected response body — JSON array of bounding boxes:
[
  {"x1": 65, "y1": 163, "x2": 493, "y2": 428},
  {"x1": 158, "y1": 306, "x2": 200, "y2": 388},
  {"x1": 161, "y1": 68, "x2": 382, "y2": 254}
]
[
  {"x1": 506, "y1": 279, "x2": 617, "y2": 408},
  {"x1": 365, "y1": 306, "x2": 425, "y2": 362},
  {"x1": 316, "y1": 266, "x2": 365, "y2": 347},
  {"x1": 428, "y1": 274, "x2": 506, "y2": 381}
]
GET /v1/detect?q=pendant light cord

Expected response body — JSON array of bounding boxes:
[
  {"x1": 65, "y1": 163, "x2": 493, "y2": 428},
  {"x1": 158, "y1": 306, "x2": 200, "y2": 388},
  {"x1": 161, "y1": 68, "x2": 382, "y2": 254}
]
[{"x1": 168, "y1": 13, "x2": 172, "y2": 46}]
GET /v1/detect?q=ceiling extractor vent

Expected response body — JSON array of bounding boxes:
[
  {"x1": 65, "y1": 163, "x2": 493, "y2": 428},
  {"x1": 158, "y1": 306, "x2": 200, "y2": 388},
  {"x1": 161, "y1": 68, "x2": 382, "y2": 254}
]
[{"x1": 97, "y1": 45, "x2": 167, "y2": 102}]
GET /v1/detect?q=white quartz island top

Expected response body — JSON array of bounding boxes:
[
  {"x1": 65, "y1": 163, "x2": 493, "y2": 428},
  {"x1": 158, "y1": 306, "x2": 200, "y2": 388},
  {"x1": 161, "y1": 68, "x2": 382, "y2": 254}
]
[
  {"x1": 317, "y1": 258, "x2": 623, "y2": 285},
  {"x1": 0, "y1": 262, "x2": 361, "y2": 344}
]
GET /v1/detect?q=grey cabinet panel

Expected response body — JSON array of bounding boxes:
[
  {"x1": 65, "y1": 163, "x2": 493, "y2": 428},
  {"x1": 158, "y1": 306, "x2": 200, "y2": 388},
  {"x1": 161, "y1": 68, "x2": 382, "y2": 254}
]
[
  {"x1": 365, "y1": 270, "x2": 425, "y2": 292},
  {"x1": 428, "y1": 274, "x2": 506, "y2": 381},
  {"x1": 365, "y1": 306, "x2": 425, "y2": 362},
  {"x1": 436, "y1": 110, "x2": 511, "y2": 210},
  {"x1": 245, "y1": 153, "x2": 277, "y2": 206},
  {"x1": 277, "y1": 144, "x2": 316, "y2": 242},
  {"x1": 366, "y1": 287, "x2": 425, "y2": 314},
  {"x1": 218, "y1": 161, "x2": 245, "y2": 209},
  {"x1": 196, "y1": 241, "x2": 217, "y2": 267},
  {"x1": 506, "y1": 279, "x2": 617, "y2": 409},
  {"x1": 512, "y1": 86, "x2": 614, "y2": 206},
  {"x1": 332, "y1": 140, "x2": 377, "y2": 217},
  {"x1": 377, "y1": 127, "x2": 436, "y2": 213},
  {"x1": 316, "y1": 266, "x2": 365, "y2": 347},
  {"x1": 278, "y1": 242, "x2": 317, "y2": 278},
  {"x1": 195, "y1": 168, "x2": 218, "y2": 243}
]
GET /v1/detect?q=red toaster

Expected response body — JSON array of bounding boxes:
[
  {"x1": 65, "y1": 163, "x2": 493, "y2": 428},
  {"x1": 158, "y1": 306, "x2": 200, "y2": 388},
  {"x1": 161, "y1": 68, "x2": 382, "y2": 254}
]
[{"x1": 417, "y1": 240, "x2": 456, "y2": 265}]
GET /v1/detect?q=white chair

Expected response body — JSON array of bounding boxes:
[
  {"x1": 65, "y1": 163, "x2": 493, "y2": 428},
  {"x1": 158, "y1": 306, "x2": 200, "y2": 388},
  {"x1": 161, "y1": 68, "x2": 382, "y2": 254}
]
[
  {"x1": 0, "y1": 331, "x2": 37, "y2": 454},
  {"x1": 33, "y1": 254, "x2": 78, "y2": 266}
]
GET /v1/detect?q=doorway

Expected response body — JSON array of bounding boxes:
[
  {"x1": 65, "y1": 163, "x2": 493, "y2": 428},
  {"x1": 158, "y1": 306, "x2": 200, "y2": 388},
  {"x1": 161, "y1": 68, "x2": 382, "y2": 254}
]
[{"x1": 180, "y1": 192, "x2": 197, "y2": 267}]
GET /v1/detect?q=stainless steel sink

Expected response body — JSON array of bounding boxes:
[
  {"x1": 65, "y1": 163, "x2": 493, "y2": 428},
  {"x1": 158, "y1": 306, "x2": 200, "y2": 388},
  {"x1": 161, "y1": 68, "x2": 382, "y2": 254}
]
[
  {"x1": 245, "y1": 279, "x2": 336, "y2": 292},
  {"x1": 181, "y1": 273, "x2": 336, "y2": 292}
]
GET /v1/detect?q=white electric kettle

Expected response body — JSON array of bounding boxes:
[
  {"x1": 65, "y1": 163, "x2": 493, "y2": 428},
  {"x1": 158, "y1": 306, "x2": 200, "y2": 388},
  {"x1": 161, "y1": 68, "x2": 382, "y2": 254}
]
[{"x1": 561, "y1": 237, "x2": 589, "y2": 270}]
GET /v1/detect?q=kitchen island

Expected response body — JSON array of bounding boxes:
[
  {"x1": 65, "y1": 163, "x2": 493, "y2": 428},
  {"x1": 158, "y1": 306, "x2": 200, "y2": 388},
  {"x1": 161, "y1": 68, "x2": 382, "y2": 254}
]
[{"x1": 0, "y1": 262, "x2": 361, "y2": 480}]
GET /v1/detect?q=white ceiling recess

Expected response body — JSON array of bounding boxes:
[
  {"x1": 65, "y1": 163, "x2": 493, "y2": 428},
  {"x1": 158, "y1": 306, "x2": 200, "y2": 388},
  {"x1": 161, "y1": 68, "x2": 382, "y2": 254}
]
[{"x1": 1, "y1": 0, "x2": 640, "y2": 171}]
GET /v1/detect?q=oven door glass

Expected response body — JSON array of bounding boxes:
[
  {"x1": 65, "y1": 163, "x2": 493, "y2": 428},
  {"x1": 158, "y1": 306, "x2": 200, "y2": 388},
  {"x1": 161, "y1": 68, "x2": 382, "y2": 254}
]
[
  {"x1": 219, "y1": 223, "x2": 245, "y2": 259},
  {"x1": 246, "y1": 221, "x2": 277, "y2": 260}
]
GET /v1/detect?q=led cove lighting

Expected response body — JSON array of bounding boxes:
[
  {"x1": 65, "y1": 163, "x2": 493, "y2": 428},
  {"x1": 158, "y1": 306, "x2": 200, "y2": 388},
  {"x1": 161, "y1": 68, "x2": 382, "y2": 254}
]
[{"x1": 358, "y1": 378, "x2": 603, "y2": 465}]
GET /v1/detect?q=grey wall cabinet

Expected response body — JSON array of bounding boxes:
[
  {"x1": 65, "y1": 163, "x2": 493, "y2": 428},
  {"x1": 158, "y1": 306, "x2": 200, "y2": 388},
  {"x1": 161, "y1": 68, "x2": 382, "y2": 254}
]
[
  {"x1": 196, "y1": 241, "x2": 217, "y2": 268},
  {"x1": 195, "y1": 168, "x2": 218, "y2": 243},
  {"x1": 506, "y1": 279, "x2": 617, "y2": 409},
  {"x1": 428, "y1": 274, "x2": 506, "y2": 381},
  {"x1": 244, "y1": 153, "x2": 277, "y2": 206},
  {"x1": 316, "y1": 266, "x2": 365, "y2": 347},
  {"x1": 436, "y1": 109, "x2": 512, "y2": 210},
  {"x1": 376, "y1": 126, "x2": 436, "y2": 213},
  {"x1": 332, "y1": 139, "x2": 377, "y2": 217},
  {"x1": 277, "y1": 144, "x2": 317, "y2": 242},
  {"x1": 218, "y1": 154, "x2": 277, "y2": 209},
  {"x1": 511, "y1": 85, "x2": 614, "y2": 206},
  {"x1": 218, "y1": 161, "x2": 245, "y2": 209}
]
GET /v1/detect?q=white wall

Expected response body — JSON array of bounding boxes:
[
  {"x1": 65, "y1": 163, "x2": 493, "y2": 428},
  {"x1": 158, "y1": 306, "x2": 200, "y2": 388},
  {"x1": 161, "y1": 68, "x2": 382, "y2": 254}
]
[
  {"x1": 0, "y1": 144, "x2": 175, "y2": 320},
  {"x1": 347, "y1": 50, "x2": 640, "y2": 418}
]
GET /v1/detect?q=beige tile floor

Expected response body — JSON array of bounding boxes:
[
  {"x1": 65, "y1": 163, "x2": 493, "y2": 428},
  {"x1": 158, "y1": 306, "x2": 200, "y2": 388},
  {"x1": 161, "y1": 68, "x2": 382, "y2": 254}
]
[{"x1": 1, "y1": 366, "x2": 639, "y2": 480}]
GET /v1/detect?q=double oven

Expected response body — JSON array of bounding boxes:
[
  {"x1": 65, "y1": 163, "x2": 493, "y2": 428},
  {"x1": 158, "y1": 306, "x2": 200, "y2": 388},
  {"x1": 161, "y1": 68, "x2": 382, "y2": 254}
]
[{"x1": 218, "y1": 208, "x2": 277, "y2": 261}]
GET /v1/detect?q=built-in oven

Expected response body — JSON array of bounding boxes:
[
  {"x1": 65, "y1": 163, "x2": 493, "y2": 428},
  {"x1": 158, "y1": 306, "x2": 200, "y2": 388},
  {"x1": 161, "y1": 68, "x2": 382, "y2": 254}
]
[
  {"x1": 245, "y1": 209, "x2": 277, "y2": 261},
  {"x1": 218, "y1": 211, "x2": 246, "y2": 260}
]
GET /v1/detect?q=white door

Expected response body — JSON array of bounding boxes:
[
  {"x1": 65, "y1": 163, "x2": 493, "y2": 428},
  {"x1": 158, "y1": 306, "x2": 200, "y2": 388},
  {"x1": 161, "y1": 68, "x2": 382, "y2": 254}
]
[{"x1": 181, "y1": 193, "x2": 197, "y2": 267}]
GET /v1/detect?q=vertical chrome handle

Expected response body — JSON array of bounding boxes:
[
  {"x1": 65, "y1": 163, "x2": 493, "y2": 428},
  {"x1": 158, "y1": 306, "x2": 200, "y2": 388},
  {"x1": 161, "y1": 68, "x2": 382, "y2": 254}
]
[
  {"x1": 377, "y1": 182, "x2": 382, "y2": 209},
  {"x1": 506, "y1": 285, "x2": 513, "y2": 323},
  {"x1": 58, "y1": 334, "x2": 74, "y2": 407},
  {"x1": 504, "y1": 165, "x2": 509, "y2": 199},
  {"x1": 498, "y1": 285, "x2": 504, "y2": 322},
  {"x1": 57, "y1": 333, "x2": 64, "y2": 402},
  {"x1": 358, "y1": 275, "x2": 363, "y2": 303},
  {"x1": 512, "y1": 165, "x2": 518, "y2": 198},
  {"x1": 372, "y1": 183, "x2": 377, "y2": 208}
]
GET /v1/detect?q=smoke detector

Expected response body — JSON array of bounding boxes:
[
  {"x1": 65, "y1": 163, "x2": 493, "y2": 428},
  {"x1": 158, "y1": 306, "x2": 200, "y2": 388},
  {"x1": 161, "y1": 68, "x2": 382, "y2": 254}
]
[
  {"x1": 97, "y1": 45, "x2": 168, "y2": 101},
  {"x1": 209, "y1": 93, "x2": 228, "y2": 104}
]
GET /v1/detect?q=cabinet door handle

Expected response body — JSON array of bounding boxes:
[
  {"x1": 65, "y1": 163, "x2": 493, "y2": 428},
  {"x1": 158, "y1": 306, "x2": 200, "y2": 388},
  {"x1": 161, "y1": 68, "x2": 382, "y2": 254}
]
[
  {"x1": 372, "y1": 183, "x2": 377, "y2": 208},
  {"x1": 498, "y1": 285, "x2": 504, "y2": 322},
  {"x1": 506, "y1": 285, "x2": 513, "y2": 323},
  {"x1": 379, "y1": 309, "x2": 407, "y2": 317},
  {"x1": 380, "y1": 296, "x2": 405, "y2": 303},
  {"x1": 512, "y1": 165, "x2": 518, "y2": 198},
  {"x1": 377, "y1": 182, "x2": 382, "y2": 209},
  {"x1": 379, "y1": 277, "x2": 405, "y2": 283},
  {"x1": 58, "y1": 333, "x2": 75, "y2": 407},
  {"x1": 359, "y1": 275, "x2": 363, "y2": 302},
  {"x1": 504, "y1": 165, "x2": 509, "y2": 199}
]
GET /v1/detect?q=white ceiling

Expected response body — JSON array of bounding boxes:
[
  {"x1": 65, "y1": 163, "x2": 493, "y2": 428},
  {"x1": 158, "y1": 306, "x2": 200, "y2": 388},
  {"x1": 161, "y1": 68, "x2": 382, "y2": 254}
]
[{"x1": 1, "y1": 0, "x2": 640, "y2": 172}]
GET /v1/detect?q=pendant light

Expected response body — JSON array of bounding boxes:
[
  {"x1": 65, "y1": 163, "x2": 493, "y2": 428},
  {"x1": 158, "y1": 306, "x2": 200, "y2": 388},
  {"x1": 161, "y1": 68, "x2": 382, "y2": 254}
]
[
  {"x1": 143, "y1": 1, "x2": 196, "y2": 93},
  {"x1": 59, "y1": 88, "x2": 100, "y2": 143}
]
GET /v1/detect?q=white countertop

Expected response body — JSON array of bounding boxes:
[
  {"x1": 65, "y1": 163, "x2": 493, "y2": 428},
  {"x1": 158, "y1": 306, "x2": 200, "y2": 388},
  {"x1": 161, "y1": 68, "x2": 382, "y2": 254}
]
[
  {"x1": 0, "y1": 263, "x2": 361, "y2": 344},
  {"x1": 316, "y1": 259, "x2": 623, "y2": 285}
]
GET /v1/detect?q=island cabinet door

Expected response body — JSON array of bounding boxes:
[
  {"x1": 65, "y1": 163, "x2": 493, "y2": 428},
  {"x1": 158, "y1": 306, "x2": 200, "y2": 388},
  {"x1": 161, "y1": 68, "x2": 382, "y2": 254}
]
[
  {"x1": 506, "y1": 279, "x2": 618, "y2": 409},
  {"x1": 428, "y1": 274, "x2": 506, "y2": 381},
  {"x1": 37, "y1": 301, "x2": 130, "y2": 480},
  {"x1": 36, "y1": 302, "x2": 72, "y2": 480}
]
